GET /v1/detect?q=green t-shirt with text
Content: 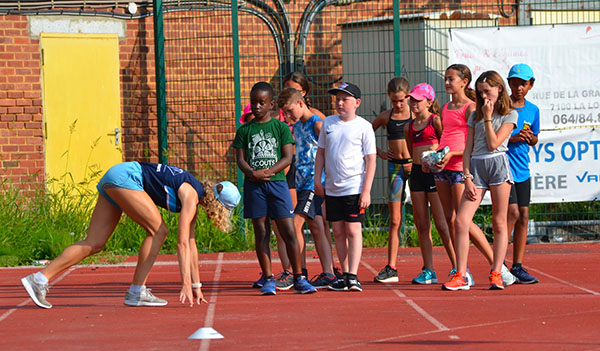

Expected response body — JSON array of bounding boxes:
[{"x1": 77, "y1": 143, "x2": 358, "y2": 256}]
[{"x1": 233, "y1": 118, "x2": 294, "y2": 182}]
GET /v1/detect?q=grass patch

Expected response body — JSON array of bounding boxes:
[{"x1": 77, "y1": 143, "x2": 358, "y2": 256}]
[{"x1": 0, "y1": 175, "x2": 254, "y2": 267}]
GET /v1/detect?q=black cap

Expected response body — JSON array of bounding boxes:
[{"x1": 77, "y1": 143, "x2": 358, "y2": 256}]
[{"x1": 328, "y1": 82, "x2": 361, "y2": 99}]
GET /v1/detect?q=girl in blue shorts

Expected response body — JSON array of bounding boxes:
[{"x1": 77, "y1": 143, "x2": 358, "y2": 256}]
[{"x1": 22, "y1": 161, "x2": 240, "y2": 308}]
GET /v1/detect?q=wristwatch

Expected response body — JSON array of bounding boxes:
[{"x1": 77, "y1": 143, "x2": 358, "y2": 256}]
[{"x1": 462, "y1": 173, "x2": 474, "y2": 181}]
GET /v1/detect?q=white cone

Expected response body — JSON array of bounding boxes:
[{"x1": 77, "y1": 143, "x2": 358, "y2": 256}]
[{"x1": 188, "y1": 327, "x2": 224, "y2": 339}]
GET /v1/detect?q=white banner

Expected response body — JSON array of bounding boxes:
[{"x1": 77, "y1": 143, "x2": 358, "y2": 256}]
[
  {"x1": 530, "y1": 128, "x2": 600, "y2": 203},
  {"x1": 449, "y1": 24, "x2": 600, "y2": 203},
  {"x1": 449, "y1": 24, "x2": 600, "y2": 130}
]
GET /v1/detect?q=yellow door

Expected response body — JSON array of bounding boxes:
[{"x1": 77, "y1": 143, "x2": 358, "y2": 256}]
[{"x1": 41, "y1": 33, "x2": 122, "y2": 194}]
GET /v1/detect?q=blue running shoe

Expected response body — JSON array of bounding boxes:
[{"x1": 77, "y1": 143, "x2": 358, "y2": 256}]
[
  {"x1": 448, "y1": 268, "x2": 457, "y2": 276},
  {"x1": 412, "y1": 269, "x2": 438, "y2": 284},
  {"x1": 252, "y1": 273, "x2": 266, "y2": 288},
  {"x1": 511, "y1": 266, "x2": 539, "y2": 284},
  {"x1": 260, "y1": 278, "x2": 276, "y2": 295},
  {"x1": 294, "y1": 277, "x2": 317, "y2": 294}
]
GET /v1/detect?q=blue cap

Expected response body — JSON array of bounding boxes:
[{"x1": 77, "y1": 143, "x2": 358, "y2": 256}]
[
  {"x1": 214, "y1": 181, "x2": 241, "y2": 210},
  {"x1": 508, "y1": 64, "x2": 534, "y2": 81}
]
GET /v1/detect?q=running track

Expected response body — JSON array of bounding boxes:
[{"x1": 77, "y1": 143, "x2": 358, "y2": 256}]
[{"x1": 1, "y1": 243, "x2": 599, "y2": 350}]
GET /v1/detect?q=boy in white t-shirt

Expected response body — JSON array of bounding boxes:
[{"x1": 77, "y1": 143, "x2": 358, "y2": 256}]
[{"x1": 314, "y1": 82, "x2": 377, "y2": 292}]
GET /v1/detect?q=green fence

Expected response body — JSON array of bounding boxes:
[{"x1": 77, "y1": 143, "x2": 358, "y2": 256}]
[{"x1": 157, "y1": 0, "x2": 600, "y2": 242}]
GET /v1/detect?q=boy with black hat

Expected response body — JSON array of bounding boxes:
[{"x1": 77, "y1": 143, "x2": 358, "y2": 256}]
[{"x1": 314, "y1": 82, "x2": 377, "y2": 291}]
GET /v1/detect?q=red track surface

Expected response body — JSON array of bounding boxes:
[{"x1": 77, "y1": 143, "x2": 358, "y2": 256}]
[{"x1": 1, "y1": 243, "x2": 599, "y2": 350}]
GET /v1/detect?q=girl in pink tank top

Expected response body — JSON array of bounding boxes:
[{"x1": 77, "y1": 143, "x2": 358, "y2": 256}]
[
  {"x1": 435, "y1": 64, "x2": 498, "y2": 287},
  {"x1": 438, "y1": 101, "x2": 473, "y2": 171}
]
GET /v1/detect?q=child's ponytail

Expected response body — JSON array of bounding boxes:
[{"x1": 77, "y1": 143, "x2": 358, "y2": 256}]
[
  {"x1": 447, "y1": 63, "x2": 476, "y2": 102},
  {"x1": 429, "y1": 98, "x2": 441, "y2": 116},
  {"x1": 465, "y1": 87, "x2": 476, "y2": 101}
]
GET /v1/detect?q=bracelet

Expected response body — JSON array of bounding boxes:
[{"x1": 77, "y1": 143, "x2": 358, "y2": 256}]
[
  {"x1": 462, "y1": 173, "x2": 474, "y2": 181},
  {"x1": 192, "y1": 283, "x2": 202, "y2": 288},
  {"x1": 484, "y1": 120, "x2": 492, "y2": 122}
]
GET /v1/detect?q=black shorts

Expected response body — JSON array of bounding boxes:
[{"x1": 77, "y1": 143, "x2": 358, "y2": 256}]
[
  {"x1": 409, "y1": 164, "x2": 437, "y2": 193},
  {"x1": 286, "y1": 155, "x2": 296, "y2": 189},
  {"x1": 509, "y1": 178, "x2": 531, "y2": 207},
  {"x1": 325, "y1": 194, "x2": 365, "y2": 222},
  {"x1": 294, "y1": 190, "x2": 324, "y2": 219}
]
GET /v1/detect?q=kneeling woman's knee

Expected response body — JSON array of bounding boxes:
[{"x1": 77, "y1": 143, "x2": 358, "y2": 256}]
[
  {"x1": 87, "y1": 240, "x2": 107, "y2": 255},
  {"x1": 152, "y1": 225, "x2": 169, "y2": 242}
]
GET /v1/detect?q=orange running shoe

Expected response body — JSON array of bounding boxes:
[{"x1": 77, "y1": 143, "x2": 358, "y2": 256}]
[
  {"x1": 442, "y1": 273, "x2": 469, "y2": 291},
  {"x1": 489, "y1": 271, "x2": 504, "y2": 290}
]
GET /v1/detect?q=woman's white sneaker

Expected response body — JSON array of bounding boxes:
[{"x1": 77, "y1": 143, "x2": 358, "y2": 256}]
[{"x1": 124, "y1": 287, "x2": 167, "y2": 306}]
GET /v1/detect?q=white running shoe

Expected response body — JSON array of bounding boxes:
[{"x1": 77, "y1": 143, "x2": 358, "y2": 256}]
[
  {"x1": 501, "y1": 264, "x2": 517, "y2": 286},
  {"x1": 466, "y1": 269, "x2": 475, "y2": 287},
  {"x1": 124, "y1": 287, "x2": 168, "y2": 307},
  {"x1": 21, "y1": 273, "x2": 52, "y2": 309}
]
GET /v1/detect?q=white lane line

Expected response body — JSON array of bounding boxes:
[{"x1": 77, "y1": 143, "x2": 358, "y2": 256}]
[
  {"x1": 0, "y1": 266, "x2": 77, "y2": 323},
  {"x1": 0, "y1": 258, "x2": 285, "y2": 270},
  {"x1": 338, "y1": 307, "x2": 600, "y2": 349},
  {"x1": 405, "y1": 298, "x2": 449, "y2": 331},
  {"x1": 505, "y1": 259, "x2": 600, "y2": 296},
  {"x1": 199, "y1": 252, "x2": 224, "y2": 351},
  {"x1": 361, "y1": 262, "x2": 449, "y2": 331}
]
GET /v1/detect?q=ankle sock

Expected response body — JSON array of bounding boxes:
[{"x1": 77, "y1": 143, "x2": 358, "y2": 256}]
[
  {"x1": 129, "y1": 284, "x2": 144, "y2": 294},
  {"x1": 293, "y1": 273, "x2": 303, "y2": 283},
  {"x1": 512, "y1": 262, "x2": 522, "y2": 269},
  {"x1": 34, "y1": 272, "x2": 48, "y2": 285}
]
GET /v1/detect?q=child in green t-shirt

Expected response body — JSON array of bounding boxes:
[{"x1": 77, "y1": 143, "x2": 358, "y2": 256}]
[{"x1": 233, "y1": 82, "x2": 316, "y2": 295}]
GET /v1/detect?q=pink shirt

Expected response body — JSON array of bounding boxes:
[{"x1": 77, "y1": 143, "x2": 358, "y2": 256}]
[{"x1": 439, "y1": 101, "x2": 474, "y2": 172}]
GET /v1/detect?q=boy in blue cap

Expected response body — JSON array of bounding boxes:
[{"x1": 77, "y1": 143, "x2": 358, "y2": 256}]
[{"x1": 506, "y1": 63, "x2": 540, "y2": 284}]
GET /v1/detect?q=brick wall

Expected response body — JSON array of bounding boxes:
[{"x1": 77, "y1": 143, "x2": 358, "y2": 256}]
[
  {"x1": 0, "y1": 15, "x2": 44, "y2": 188},
  {"x1": 0, "y1": 15, "x2": 159, "y2": 189},
  {"x1": 0, "y1": 1, "x2": 515, "y2": 189}
]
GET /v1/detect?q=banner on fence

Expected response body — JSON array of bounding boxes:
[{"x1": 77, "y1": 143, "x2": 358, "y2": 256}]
[
  {"x1": 448, "y1": 23, "x2": 600, "y2": 130},
  {"x1": 448, "y1": 23, "x2": 600, "y2": 203},
  {"x1": 530, "y1": 128, "x2": 600, "y2": 203}
]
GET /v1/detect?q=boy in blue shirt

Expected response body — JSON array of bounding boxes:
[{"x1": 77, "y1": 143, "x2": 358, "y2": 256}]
[
  {"x1": 277, "y1": 87, "x2": 336, "y2": 288},
  {"x1": 233, "y1": 82, "x2": 316, "y2": 295},
  {"x1": 506, "y1": 63, "x2": 540, "y2": 284}
]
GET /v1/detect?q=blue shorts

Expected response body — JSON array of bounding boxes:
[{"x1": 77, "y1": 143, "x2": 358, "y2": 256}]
[
  {"x1": 243, "y1": 180, "x2": 294, "y2": 219},
  {"x1": 96, "y1": 162, "x2": 143, "y2": 210},
  {"x1": 294, "y1": 190, "x2": 323, "y2": 219}
]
